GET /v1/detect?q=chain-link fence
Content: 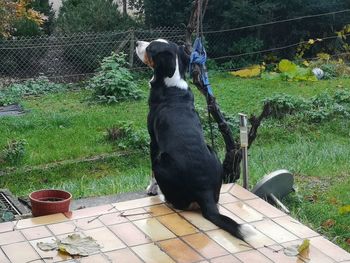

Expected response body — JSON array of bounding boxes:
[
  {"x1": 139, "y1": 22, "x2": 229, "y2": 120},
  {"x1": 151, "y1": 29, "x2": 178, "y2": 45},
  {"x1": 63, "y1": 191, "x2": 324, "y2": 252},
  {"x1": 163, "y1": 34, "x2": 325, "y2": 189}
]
[
  {"x1": 0, "y1": 26, "x2": 186, "y2": 82},
  {"x1": 0, "y1": 25, "x2": 345, "y2": 82}
]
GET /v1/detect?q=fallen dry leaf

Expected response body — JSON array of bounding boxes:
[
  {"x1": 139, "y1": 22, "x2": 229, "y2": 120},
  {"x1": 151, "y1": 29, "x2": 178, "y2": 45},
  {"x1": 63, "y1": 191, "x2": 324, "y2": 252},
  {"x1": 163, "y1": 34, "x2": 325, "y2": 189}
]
[
  {"x1": 37, "y1": 234, "x2": 101, "y2": 256},
  {"x1": 298, "y1": 239, "x2": 310, "y2": 254},
  {"x1": 322, "y1": 219, "x2": 336, "y2": 229}
]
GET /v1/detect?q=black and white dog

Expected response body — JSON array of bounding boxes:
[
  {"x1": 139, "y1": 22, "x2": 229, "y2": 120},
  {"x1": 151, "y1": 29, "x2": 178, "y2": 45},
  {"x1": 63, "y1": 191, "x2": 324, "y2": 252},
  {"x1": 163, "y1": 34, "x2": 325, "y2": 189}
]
[{"x1": 136, "y1": 39, "x2": 256, "y2": 241}]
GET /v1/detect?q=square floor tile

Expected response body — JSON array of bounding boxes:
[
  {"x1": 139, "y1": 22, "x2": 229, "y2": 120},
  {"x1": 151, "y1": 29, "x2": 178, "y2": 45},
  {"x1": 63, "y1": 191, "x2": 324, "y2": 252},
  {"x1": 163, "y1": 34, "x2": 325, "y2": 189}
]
[
  {"x1": 252, "y1": 219, "x2": 299, "y2": 243},
  {"x1": 109, "y1": 222, "x2": 151, "y2": 246},
  {"x1": 105, "y1": 248, "x2": 143, "y2": 263},
  {"x1": 220, "y1": 183, "x2": 234, "y2": 193},
  {"x1": 273, "y1": 216, "x2": 319, "y2": 238},
  {"x1": 120, "y1": 208, "x2": 152, "y2": 221},
  {"x1": 206, "y1": 229, "x2": 251, "y2": 254},
  {"x1": 245, "y1": 198, "x2": 286, "y2": 218},
  {"x1": 258, "y1": 244, "x2": 297, "y2": 263},
  {"x1": 2, "y1": 241, "x2": 40, "y2": 263},
  {"x1": 310, "y1": 236, "x2": 350, "y2": 262},
  {"x1": 48, "y1": 221, "x2": 76, "y2": 236},
  {"x1": 230, "y1": 185, "x2": 258, "y2": 200},
  {"x1": 30, "y1": 237, "x2": 72, "y2": 262},
  {"x1": 158, "y1": 238, "x2": 203, "y2": 263},
  {"x1": 0, "y1": 230, "x2": 25, "y2": 246},
  {"x1": 0, "y1": 222, "x2": 14, "y2": 233},
  {"x1": 79, "y1": 253, "x2": 110, "y2": 263},
  {"x1": 74, "y1": 216, "x2": 104, "y2": 231},
  {"x1": 132, "y1": 243, "x2": 175, "y2": 263},
  {"x1": 21, "y1": 226, "x2": 52, "y2": 240},
  {"x1": 0, "y1": 249, "x2": 10, "y2": 263},
  {"x1": 242, "y1": 226, "x2": 275, "y2": 249},
  {"x1": 84, "y1": 227, "x2": 125, "y2": 252},
  {"x1": 218, "y1": 205, "x2": 245, "y2": 224},
  {"x1": 16, "y1": 213, "x2": 68, "y2": 229},
  {"x1": 180, "y1": 211, "x2": 217, "y2": 232},
  {"x1": 69, "y1": 205, "x2": 113, "y2": 220},
  {"x1": 98, "y1": 211, "x2": 128, "y2": 226},
  {"x1": 223, "y1": 202, "x2": 264, "y2": 222},
  {"x1": 218, "y1": 193, "x2": 238, "y2": 204},
  {"x1": 157, "y1": 213, "x2": 198, "y2": 236},
  {"x1": 283, "y1": 239, "x2": 335, "y2": 263},
  {"x1": 133, "y1": 218, "x2": 176, "y2": 241},
  {"x1": 210, "y1": 255, "x2": 241, "y2": 263},
  {"x1": 112, "y1": 196, "x2": 164, "y2": 211},
  {"x1": 145, "y1": 204, "x2": 174, "y2": 216},
  {"x1": 182, "y1": 232, "x2": 228, "y2": 259},
  {"x1": 235, "y1": 249, "x2": 273, "y2": 263}
]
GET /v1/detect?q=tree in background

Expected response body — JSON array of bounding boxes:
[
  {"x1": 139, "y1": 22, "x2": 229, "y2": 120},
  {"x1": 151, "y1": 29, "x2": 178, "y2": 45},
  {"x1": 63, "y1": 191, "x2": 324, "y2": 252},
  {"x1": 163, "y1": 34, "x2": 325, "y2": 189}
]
[
  {"x1": 56, "y1": 0, "x2": 136, "y2": 33},
  {"x1": 143, "y1": 0, "x2": 192, "y2": 27},
  {"x1": 0, "y1": 0, "x2": 45, "y2": 37}
]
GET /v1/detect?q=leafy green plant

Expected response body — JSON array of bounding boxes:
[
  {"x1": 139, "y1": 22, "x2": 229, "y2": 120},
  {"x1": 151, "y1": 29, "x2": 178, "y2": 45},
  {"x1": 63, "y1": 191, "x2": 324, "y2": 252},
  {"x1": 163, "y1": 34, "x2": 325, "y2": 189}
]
[
  {"x1": 261, "y1": 59, "x2": 317, "y2": 82},
  {"x1": 0, "y1": 77, "x2": 67, "y2": 106},
  {"x1": 106, "y1": 122, "x2": 149, "y2": 152},
  {"x1": 0, "y1": 139, "x2": 27, "y2": 166},
  {"x1": 88, "y1": 52, "x2": 143, "y2": 104}
]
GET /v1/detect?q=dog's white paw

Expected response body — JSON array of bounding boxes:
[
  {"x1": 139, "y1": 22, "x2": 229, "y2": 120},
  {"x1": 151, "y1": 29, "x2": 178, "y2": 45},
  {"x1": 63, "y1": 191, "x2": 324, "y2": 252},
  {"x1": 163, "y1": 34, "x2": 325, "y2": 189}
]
[
  {"x1": 146, "y1": 178, "x2": 159, "y2": 196},
  {"x1": 238, "y1": 224, "x2": 259, "y2": 243}
]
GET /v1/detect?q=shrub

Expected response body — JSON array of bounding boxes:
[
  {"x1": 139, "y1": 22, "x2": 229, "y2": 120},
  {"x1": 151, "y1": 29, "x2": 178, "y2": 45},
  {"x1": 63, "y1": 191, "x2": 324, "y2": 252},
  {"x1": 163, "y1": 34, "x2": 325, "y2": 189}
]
[
  {"x1": 88, "y1": 52, "x2": 143, "y2": 104},
  {"x1": 0, "y1": 139, "x2": 27, "y2": 166},
  {"x1": 264, "y1": 90, "x2": 350, "y2": 123},
  {"x1": 105, "y1": 122, "x2": 149, "y2": 152},
  {"x1": 0, "y1": 76, "x2": 67, "y2": 106}
]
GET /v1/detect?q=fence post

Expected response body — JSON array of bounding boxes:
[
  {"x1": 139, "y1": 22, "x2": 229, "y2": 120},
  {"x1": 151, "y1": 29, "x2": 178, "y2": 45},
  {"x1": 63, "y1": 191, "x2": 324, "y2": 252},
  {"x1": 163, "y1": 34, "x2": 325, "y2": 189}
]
[{"x1": 129, "y1": 28, "x2": 135, "y2": 68}]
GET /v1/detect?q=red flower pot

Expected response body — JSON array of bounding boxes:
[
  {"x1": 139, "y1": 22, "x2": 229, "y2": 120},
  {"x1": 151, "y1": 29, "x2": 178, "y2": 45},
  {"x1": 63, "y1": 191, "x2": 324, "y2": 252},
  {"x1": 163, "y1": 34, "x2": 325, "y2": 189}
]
[{"x1": 29, "y1": 189, "x2": 72, "y2": 217}]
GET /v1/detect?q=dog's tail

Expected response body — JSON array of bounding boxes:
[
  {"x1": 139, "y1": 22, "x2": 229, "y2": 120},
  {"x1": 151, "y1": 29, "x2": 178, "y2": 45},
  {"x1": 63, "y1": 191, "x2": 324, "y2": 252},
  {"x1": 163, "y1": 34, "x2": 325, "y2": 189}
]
[{"x1": 196, "y1": 191, "x2": 257, "y2": 241}]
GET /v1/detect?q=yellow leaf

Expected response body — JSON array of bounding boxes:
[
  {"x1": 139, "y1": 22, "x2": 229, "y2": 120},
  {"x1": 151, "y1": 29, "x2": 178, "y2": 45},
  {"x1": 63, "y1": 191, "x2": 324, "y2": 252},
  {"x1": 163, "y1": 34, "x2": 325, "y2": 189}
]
[
  {"x1": 230, "y1": 65, "x2": 262, "y2": 78},
  {"x1": 339, "y1": 205, "x2": 350, "y2": 214},
  {"x1": 302, "y1": 60, "x2": 310, "y2": 67},
  {"x1": 278, "y1": 59, "x2": 297, "y2": 73},
  {"x1": 317, "y1": 53, "x2": 331, "y2": 61},
  {"x1": 308, "y1": 39, "x2": 315, "y2": 44},
  {"x1": 298, "y1": 239, "x2": 310, "y2": 253}
]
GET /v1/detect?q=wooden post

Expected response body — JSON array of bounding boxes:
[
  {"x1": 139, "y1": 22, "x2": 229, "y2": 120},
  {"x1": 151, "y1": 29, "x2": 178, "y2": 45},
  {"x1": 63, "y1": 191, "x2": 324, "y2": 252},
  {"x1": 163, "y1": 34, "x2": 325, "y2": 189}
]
[{"x1": 129, "y1": 29, "x2": 135, "y2": 68}]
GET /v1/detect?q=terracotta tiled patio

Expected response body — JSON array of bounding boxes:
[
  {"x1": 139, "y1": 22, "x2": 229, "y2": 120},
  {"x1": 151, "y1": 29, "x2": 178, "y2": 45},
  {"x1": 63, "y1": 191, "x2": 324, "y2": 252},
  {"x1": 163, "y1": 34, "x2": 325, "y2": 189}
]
[{"x1": 0, "y1": 184, "x2": 349, "y2": 263}]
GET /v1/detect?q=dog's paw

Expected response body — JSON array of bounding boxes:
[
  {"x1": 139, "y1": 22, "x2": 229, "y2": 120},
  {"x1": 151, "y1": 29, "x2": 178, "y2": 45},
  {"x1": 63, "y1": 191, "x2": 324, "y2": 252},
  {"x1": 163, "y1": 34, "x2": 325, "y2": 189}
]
[
  {"x1": 238, "y1": 224, "x2": 259, "y2": 243},
  {"x1": 146, "y1": 179, "x2": 159, "y2": 196}
]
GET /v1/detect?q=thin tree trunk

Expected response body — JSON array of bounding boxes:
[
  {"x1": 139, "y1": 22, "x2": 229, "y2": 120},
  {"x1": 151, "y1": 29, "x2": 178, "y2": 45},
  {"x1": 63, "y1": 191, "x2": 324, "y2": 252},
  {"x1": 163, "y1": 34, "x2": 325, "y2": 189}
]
[{"x1": 122, "y1": 0, "x2": 127, "y2": 16}]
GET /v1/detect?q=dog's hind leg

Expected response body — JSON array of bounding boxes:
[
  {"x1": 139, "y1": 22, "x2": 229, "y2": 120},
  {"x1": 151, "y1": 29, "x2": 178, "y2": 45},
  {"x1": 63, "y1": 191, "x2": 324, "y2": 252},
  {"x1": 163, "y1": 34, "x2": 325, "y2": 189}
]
[{"x1": 146, "y1": 171, "x2": 159, "y2": 196}]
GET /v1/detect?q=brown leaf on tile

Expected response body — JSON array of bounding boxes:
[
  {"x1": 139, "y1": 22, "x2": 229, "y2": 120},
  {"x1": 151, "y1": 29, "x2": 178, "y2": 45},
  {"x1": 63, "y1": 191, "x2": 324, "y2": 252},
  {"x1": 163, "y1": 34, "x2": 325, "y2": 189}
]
[{"x1": 321, "y1": 219, "x2": 335, "y2": 229}]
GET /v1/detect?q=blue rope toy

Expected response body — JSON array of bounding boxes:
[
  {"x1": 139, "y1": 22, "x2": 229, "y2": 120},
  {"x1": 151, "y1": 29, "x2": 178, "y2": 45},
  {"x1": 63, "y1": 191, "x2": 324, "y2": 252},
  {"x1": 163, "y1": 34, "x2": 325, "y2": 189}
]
[{"x1": 189, "y1": 37, "x2": 213, "y2": 96}]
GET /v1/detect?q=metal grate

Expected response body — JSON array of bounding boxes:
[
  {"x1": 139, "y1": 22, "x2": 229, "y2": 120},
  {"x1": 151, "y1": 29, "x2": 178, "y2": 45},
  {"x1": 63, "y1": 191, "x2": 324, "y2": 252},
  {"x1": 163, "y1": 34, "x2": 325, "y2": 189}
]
[{"x1": 0, "y1": 191, "x2": 21, "y2": 215}]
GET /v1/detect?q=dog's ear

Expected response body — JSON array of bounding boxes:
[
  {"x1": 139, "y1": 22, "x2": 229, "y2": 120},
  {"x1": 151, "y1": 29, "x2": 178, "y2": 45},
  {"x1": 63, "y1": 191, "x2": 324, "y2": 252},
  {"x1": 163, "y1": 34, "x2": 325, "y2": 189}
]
[{"x1": 146, "y1": 44, "x2": 176, "y2": 78}]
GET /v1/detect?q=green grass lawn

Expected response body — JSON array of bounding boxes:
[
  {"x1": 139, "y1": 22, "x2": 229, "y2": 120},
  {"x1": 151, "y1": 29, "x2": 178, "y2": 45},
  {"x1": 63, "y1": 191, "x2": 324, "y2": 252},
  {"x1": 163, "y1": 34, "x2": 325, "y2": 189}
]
[{"x1": 0, "y1": 74, "x2": 349, "y2": 251}]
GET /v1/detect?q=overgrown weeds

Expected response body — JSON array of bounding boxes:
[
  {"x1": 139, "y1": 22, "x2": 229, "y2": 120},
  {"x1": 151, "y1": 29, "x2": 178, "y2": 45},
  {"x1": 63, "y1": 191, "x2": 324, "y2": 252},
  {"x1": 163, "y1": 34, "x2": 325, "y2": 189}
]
[
  {"x1": 105, "y1": 122, "x2": 149, "y2": 152},
  {"x1": 0, "y1": 139, "x2": 27, "y2": 166},
  {"x1": 0, "y1": 76, "x2": 67, "y2": 106}
]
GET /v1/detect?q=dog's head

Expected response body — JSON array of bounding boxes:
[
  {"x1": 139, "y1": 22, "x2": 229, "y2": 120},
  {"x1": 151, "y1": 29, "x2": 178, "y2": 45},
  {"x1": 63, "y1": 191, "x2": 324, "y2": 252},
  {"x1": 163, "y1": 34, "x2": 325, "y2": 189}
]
[{"x1": 136, "y1": 39, "x2": 190, "y2": 90}]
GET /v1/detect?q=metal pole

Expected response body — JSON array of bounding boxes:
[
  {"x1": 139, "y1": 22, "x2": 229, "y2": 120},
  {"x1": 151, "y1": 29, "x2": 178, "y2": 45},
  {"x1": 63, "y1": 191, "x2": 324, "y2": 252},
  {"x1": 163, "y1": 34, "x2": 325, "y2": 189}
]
[{"x1": 239, "y1": 113, "x2": 249, "y2": 189}]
